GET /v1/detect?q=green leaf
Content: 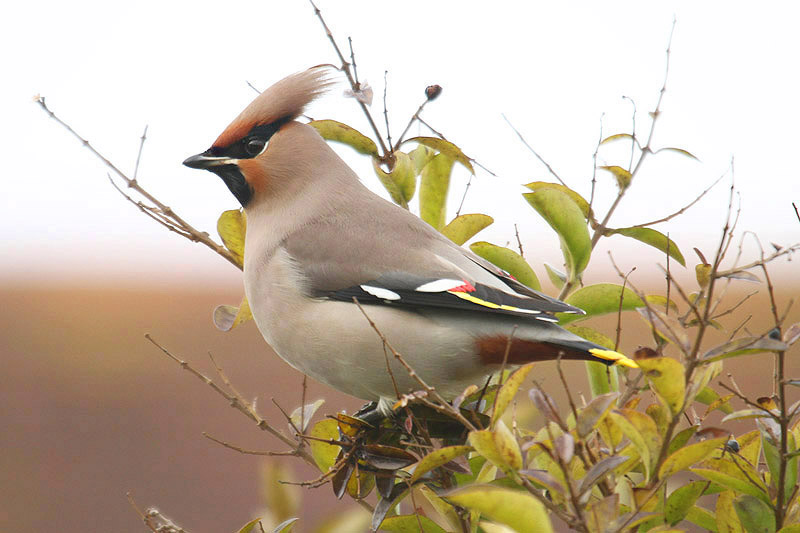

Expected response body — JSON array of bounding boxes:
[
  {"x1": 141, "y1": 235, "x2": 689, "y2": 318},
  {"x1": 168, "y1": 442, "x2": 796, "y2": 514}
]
[
  {"x1": 610, "y1": 227, "x2": 686, "y2": 266},
  {"x1": 469, "y1": 241, "x2": 541, "y2": 290},
  {"x1": 599, "y1": 165, "x2": 632, "y2": 189},
  {"x1": 696, "y1": 387, "x2": 734, "y2": 415},
  {"x1": 289, "y1": 399, "x2": 325, "y2": 433},
  {"x1": 646, "y1": 294, "x2": 680, "y2": 315},
  {"x1": 419, "y1": 153, "x2": 454, "y2": 231},
  {"x1": 409, "y1": 445, "x2": 472, "y2": 484},
  {"x1": 716, "y1": 491, "x2": 744, "y2": 533},
  {"x1": 217, "y1": 209, "x2": 247, "y2": 267},
  {"x1": 402, "y1": 136, "x2": 475, "y2": 174},
  {"x1": 492, "y1": 363, "x2": 535, "y2": 425},
  {"x1": 558, "y1": 283, "x2": 645, "y2": 325},
  {"x1": 308, "y1": 119, "x2": 378, "y2": 156},
  {"x1": 418, "y1": 486, "x2": 462, "y2": 533},
  {"x1": 685, "y1": 505, "x2": 718, "y2": 532},
  {"x1": 665, "y1": 481, "x2": 709, "y2": 526},
  {"x1": 379, "y1": 515, "x2": 447, "y2": 533},
  {"x1": 408, "y1": 144, "x2": 436, "y2": 175},
  {"x1": 691, "y1": 459, "x2": 770, "y2": 505},
  {"x1": 468, "y1": 422, "x2": 522, "y2": 479},
  {"x1": 733, "y1": 495, "x2": 776, "y2": 533},
  {"x1": 544, "y1": 263, "x2": 566, "y2": 290},
  {"x1": 372, "y1": 152, "x2": 416, "y2": 208},
  {"x1": 655, "y1": 146, "x2": 699, "y2": 160},
  {"x1": 271, "y1": 517, "x2": 298, "y2": 533},
  {"x1": 212, "y1": 296, "x2": 253, "y2": 331},
  {"x1": 778, "y1": 526, "x2": 800, "y2": 533},
  {"x1": 567, "y1": 326, "x2": 619, "y2": 395},
  {"x1": 524, "y1": 189, "x2": 591, "y2": 281},
  {"x1": 637, "y1": 357, "x2": 686, "y2": 416},
  {"x1": 446, "y1": 485, "x2": 553, "y2": 533},
  {"x1": 638, "y1": 306, "x2": 691, "y2": 353},
  {"x1": 608, "y1": 409, "x2": 661, "y2": 480},
  {"x1": 761, "y1": 430, "x2": 797, "y2": 505},
  {"x1": 659, "y1": 437, "x2": 727, "y2": 478},
  {"x1": 702, "y1": 337, "x2": 789, "y2": 364},
  {"x1": 441, "y1": 213, "x2": 494, "y2": 245},
  {"x1": 309, "y1": 419, "x2": 340, "y2": 474},
  {"x1": 524, "y1": 181, "x2": 591, "y2": 218},
  {"x1": 236, "y1": 518, "x2": 266, "y2": 533}
]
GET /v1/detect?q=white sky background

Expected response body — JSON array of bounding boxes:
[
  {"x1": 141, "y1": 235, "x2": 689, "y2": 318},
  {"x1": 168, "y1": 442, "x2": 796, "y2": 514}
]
[{"x1": 5, "y1": 1, "x2": 799, "y2": 288}]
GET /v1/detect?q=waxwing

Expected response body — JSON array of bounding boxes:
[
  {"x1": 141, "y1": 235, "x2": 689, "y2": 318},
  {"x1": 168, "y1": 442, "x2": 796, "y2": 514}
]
[{"x1": 183, "y1": 66, "x2": 636, "y2": 401}]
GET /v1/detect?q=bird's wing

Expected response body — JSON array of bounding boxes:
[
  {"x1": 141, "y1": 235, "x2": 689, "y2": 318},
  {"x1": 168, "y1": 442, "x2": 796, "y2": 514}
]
[{"x1": 282, "y1": 210, "x2": 583, "y2": 322}]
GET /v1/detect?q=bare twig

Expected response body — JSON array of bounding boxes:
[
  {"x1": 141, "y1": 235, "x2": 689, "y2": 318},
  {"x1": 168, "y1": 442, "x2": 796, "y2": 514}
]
[
  {"x1": 621, "y1": 95, "x2": 637, "y2": 172},
  {"x1": 308, "y1": 0, "x2": 390, "y2": 159},
  {"x1": 348, "y1": 37, "x2": 359, "y2": 85},
  {"x1": 36, "y1": 97, "x2": 241, "y2": 269},
  {"x1": 383, "y1": 70, "x2": 392, "y2": 148},
  {"x1": 588, "y1": 114, "x2": 604, "y2": 215},
  {"x1": 514, "y1": 224, "x2": 525, "y2": 258},
  {"x1": 144, "y1": 334, "x2": 315, "y2": 466},
  {"x1": 793, "y1": 202, "x2": 800, "y2": 224},
  {"x1": 455, "y1": 174, "x2": 473, "y2": 218},
  {"x1": 394, "y1": 96, "x2": 430, "y2": 151},
  {"x1": 133, "y1": 125, "x2": 148, "y2": 181},
  {"x1": 203, "y1": 432, "x2": 297, "y2": 456},
  {"x1": 616, "y1": 267, "x2": 636, "y2": 350},
  {"x1": 633, "y1": 173, "x2": 725, "y2": 228},
  {"x1": 502, "y1": 113, "x2": 567, "y2": 187}
]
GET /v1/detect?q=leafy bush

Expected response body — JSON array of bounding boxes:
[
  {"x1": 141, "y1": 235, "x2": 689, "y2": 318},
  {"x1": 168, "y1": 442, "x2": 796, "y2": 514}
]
[{"x1": 39, "y1": 6, "x2": 800, "y2": 533}]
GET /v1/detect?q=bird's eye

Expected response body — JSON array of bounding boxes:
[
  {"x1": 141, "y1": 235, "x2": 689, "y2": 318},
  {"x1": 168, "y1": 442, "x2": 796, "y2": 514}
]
[{"x1": 245, "y1": 138, "x2": 266, "y2": 156}]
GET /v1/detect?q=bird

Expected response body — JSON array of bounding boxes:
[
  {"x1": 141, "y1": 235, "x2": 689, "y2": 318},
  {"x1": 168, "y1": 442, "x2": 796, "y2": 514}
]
[{"x1": 183, "y1": 66, "x2": 636, "y2": 403}]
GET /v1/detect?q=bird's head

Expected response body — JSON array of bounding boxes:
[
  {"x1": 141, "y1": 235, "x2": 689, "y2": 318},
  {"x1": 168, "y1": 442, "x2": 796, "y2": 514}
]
[{"x1": 183, "y1": 66, "x2": 334, "y2": 207}]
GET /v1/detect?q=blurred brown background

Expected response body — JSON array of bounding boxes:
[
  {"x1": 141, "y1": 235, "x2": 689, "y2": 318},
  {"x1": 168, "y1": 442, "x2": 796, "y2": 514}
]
[{"x1": 2, "y1": 277, "x2": 798, "y2": 532}]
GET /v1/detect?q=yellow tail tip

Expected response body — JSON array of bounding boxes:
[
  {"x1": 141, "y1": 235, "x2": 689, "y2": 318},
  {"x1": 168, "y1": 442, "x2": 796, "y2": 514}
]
[{"x1": 589, "y1": 348, "x2": 639, "y2": 369}]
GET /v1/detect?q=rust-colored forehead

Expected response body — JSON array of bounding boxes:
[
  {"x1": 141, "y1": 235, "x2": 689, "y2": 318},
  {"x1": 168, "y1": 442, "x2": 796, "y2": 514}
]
[{"x1": 213, "y1": 66, "x2": 335, "y2": 148}]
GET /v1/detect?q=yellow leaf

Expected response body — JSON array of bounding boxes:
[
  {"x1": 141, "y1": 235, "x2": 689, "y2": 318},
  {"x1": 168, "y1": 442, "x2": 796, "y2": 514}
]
[
  {"x1": 599, "y1": 165, "x2": 632, "y2": 189},
  {"x1": 217, "y1": 209, "x2": 247, "y2": 267},
  {"x1": 308, "y1": 119, "x2": 378, "y2": 156},
  {"x1": 446, "y1": 485, "x2": 553, "y2": 533}
]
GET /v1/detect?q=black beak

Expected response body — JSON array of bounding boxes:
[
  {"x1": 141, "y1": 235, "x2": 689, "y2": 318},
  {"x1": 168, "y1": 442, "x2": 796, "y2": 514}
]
[{"x1": 182, "y1": 152, "x2": 233, "y2": 169}]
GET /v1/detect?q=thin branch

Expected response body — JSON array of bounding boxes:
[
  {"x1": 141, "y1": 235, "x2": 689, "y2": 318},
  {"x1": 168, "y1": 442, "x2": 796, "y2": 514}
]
[
  {"x1": 588, "y1": 113, "x2": 604, "y2": 214},
  {"x1": 633, "y1": 172, "x2": 725, "y2": 228},
  {"x1": 514, "y1": 224, "x2": 525, "y2": 258},
  {"x1": 203, "y1": 432, "x2": 297, "y2": 456},
  {"x1": 621, "y1": 95, "x2": 637, "y2": 172},
  {"x1": 36, "y1": 97, "x2": 241, "y2": 270},
  {"x1": 308, "y1": 0, "x2": 390, "y2": 159},
  {"x1": 615, "y1": 267, "x2": 635, "y2": 350},
  {"x1": 351, "y1": 299, "x2": 477, "y2": 432},
  {"x1": 455, "y1": 174, "x2": 473, "y2": 218},
  {"x1": 144, "y1": 334, "x2": 316, "y2": 466},
  {"x1": 393, "y1": 100, "x2": 430, "y2": 152},
  {"x1": 383, "y1": 70, "x2": 392, "y2": 148},
  {"x1": 502, "y1": 113, "x2": 567, "y2": 186},
  {"x1": 793, "y1": 202, "x2": 800, "y2": 224},
  {"x1": 348, "y1": 36, "x2": 359, "y2": 84},
  {"x1": 133, "y1": 125, "x2": 148, "y2": 181}
]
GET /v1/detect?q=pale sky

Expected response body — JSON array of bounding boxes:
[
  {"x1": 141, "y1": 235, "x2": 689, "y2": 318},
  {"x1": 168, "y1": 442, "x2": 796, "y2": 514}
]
[{"x1": 5, "y1": 1, "x2": 799, "y2": 287}]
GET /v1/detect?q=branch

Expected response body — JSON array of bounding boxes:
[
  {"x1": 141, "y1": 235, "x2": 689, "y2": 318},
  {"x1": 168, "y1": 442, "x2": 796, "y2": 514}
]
[
  {"x1": 308, "y1": 0, "x2": 390, "y2": 160},
  {"x1": 36, "y1": 97, "x2": 241, "y2": 270},
  {"x1": 502, "y1": 113, "x2": 567, "y2": 187},
  {"x1": 144, "y1": 334, "x2": 316, "y2": 467},
  {"x1": 633, "y1": 172, "x2": 725, "y2": 228}
]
